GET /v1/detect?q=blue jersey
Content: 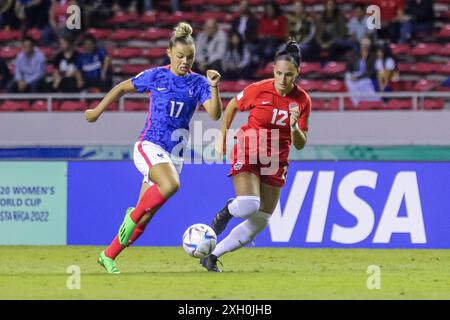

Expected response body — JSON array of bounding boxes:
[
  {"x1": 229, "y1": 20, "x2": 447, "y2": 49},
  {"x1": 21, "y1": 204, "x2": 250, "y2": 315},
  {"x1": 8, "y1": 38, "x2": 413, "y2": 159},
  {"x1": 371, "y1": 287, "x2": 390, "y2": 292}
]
[
  {"x1": 131, "y1": 66, "x2": 211, "y2": 156},
  {"x1": 78, "y1": 47, "x2": 108, "y2": 81}
]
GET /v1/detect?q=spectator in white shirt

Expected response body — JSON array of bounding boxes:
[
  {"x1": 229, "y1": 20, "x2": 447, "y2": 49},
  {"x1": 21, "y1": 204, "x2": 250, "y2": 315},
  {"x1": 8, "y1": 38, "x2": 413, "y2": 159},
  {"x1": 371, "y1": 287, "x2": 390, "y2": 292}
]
[{"x1": 195, "y1": 18, "x2": 227, "y2": 74}]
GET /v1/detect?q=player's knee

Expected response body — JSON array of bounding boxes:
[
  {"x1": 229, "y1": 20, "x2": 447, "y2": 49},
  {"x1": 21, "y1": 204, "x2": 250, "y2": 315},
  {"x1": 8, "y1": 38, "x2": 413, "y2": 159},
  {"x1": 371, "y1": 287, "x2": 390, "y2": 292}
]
[
  {"x1": 230, "y1": 196, "x2": 260, "y2": 219},
  {"x1": 158, "y1": 178, "x2": 180, "y2": 198}
]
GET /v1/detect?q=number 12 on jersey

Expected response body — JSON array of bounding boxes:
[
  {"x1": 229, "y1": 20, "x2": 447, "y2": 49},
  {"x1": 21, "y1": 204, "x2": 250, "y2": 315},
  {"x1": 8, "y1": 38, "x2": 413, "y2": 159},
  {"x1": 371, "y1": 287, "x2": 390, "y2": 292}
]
[
  {"x1": 271, "y1": 108, "x2": 288, "y2": 126},
  {"x1": 170, "y1": 101, "x2": 184, "y2": 118}
]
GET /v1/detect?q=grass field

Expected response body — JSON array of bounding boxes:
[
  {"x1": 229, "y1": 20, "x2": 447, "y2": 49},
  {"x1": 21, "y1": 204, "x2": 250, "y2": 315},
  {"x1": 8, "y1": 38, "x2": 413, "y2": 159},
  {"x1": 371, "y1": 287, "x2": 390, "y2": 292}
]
[{"x1": 0, "y1": 246, "x2": 449, "y2": 300}]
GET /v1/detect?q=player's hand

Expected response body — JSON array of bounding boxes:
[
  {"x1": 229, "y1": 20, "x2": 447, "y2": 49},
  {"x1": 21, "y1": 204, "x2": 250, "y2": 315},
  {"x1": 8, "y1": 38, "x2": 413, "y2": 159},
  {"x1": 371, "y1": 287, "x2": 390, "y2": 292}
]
[
  {"x1": 85, "y1": 108, "x2": 101, "y2": 123},
  {"x1": 215, "y1": 136, "x2": 226, "y2": 161},
  {"x1": 289, "y1": 106, "x2": 300, "y2": 127},
  {"x1": 207, "y1": 70, "x2": 221, "y2": 87}
]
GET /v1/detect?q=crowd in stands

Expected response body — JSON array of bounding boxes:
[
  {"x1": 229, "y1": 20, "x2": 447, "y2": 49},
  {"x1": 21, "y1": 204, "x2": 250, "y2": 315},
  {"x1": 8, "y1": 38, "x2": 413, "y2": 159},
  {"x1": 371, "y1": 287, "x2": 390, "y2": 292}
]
[{"x1": 0, "y1": 0, "x2": 448, "y2": 100}]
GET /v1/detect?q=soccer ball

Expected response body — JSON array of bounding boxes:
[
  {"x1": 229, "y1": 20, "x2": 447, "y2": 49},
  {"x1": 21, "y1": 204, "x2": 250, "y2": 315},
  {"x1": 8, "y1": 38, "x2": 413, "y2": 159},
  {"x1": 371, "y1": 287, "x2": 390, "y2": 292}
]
[{"x1": 182, "y1": 224, "x2": 217, "y2": 258}]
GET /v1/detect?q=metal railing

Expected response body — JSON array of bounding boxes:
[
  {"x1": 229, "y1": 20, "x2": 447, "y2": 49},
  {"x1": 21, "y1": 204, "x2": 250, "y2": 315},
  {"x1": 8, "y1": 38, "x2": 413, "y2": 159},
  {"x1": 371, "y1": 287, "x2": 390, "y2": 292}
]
[{"x1": 0, "y1": 91, "x2": 449, "y2": 112}]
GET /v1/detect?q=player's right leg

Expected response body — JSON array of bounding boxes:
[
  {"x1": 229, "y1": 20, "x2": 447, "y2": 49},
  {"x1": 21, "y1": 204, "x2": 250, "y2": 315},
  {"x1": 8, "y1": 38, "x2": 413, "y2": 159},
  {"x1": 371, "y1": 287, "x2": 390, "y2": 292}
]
[{"x1": 211, "y1": 170, "x2": 261, "y2": 236}]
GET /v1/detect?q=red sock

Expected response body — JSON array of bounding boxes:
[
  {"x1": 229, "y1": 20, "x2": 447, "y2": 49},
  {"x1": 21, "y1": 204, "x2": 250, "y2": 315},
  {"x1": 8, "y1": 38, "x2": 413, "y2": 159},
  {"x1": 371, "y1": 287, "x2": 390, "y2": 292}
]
[
  {"x1": 130, "y1": 185, "x2": 166, "y2": 223},
  {"x1": 128, "y1": 223, "x2": 147, "y2": 245},
  {"x1": 104, "y1": 236, "x2": 125, "y2": 259}
]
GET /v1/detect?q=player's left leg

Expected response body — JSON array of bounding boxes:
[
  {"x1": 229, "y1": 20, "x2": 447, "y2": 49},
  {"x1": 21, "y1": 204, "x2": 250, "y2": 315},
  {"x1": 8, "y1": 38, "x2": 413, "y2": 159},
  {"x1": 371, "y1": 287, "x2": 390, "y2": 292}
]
[{"x1": 202, "y1": 182, "x2": 281, "y2": 272}]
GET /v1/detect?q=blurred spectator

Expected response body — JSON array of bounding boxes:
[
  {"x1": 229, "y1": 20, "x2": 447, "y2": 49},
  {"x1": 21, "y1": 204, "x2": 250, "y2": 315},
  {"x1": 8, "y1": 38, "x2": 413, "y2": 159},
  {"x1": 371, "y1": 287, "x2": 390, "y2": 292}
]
[
  {"x1": 399, "y1": 0, "x2": 434, "y2": 43},
  {"x1": 0, "y1": 57, "x2": 11, "y2": 91},
  {"x1": 375, "y1": 0, "x2": 405, "y2": 42},
  {"x1": 286, "y1": 0, "x2": 318, "y2": 61},
  {"x1": 195, "y1": 18, "x2": 227, "y2": 74},
  {"x1": 347, "y1": 4, "x2": 375, "y2": 44},
  {"x1": 230, "y1": 1, "x2": 259, "y2": 70},
  {"x1": 375, "y1": 43, "x2": 399, "y2": 93},
  {"x1": 49, "y1": 0, "x2": 80, "y2": 41},
  {"x1": 257, "y1": 1, "x2": 287, "y2": 66},
  {"x1": 315, "y1": 0, "x2": 352, "y2": 60},
  {"x1": 77, "y1": 34, "x2": 112, "y2": 92},
  {"x1": 51, "y1": 33, "x2": 83, "y2": 92},
  {"x1": 0, "y1": 0, "x2": 20, "y2": 29},
  {"x1": 15, "y1": 0, "x2": 53, "y2": 45},
  {"x1": 221, "y1": 31, "x2": 252, "y2": 80},
  {"x1": 344, "y1": 36, "x2": 380, "y2": 106},
  {"x1": 6, "y1": 36, "x2": 46, "y2": 93}
]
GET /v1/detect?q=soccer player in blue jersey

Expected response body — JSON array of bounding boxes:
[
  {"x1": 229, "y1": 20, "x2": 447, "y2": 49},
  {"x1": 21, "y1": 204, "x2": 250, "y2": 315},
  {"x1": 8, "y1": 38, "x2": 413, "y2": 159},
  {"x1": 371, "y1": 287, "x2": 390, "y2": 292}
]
[{"x1": 85, "y1": 22, "x2": 222, "y2": 274}]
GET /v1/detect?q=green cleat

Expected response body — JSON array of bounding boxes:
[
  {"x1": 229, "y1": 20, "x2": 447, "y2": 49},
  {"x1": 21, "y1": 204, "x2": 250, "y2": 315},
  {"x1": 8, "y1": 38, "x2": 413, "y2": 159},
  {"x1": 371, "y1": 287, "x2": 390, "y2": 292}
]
[
  {"x1": 118, "y1": 207, "x2": 136, "y2": 246},
  {"x1": 98, "y1": 251, "x2": 120, "y2": 274}
]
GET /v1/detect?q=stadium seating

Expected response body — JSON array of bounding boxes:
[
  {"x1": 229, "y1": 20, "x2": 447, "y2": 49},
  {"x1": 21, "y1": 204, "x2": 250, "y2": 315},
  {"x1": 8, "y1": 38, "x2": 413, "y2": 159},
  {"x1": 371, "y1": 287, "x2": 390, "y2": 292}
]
[
  {"x1": 423, "y1": 99, "x2": 445, "y2": 110},
  {"x1": 0, "y1": 100, "x2": 30, "y2": 112},
  {"x1": 319, "y1": 62, "x2": 346, "y2": 77},
  {"x1": 320, "y1": 79, "x2": 345, "y2": 92},
  {"x1": 385, "y1": 99, "x2": 413, "y2": 110},
  {"x1": 124, "y1": 100, "x2": 148, "y2": 111},
  {"x1": 0, "y1": 47, "x2": 22, "y2": 59},
  {"x1": 58, "y1": 101, "x2": 89, "y2": 112},
  {"x1": 30, "y1": 100, "x2": 49, "y2": 112},
  {"x1": 0, "y1": 30, "x2": 21, "y2": 42},
  {"x1": 414, "y1": 80, "x2": 440, "y2": 92}
]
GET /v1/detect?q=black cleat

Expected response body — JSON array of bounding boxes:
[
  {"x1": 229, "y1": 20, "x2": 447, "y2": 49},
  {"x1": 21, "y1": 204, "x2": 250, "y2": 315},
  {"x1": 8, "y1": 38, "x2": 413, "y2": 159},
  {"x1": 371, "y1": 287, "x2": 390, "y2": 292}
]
[
  {"x1": 200, "y1": 254, "x2": 222, "y2": 272},
  {"x1": 211, "y1": 198, "x2": 235, "y2": 236}
]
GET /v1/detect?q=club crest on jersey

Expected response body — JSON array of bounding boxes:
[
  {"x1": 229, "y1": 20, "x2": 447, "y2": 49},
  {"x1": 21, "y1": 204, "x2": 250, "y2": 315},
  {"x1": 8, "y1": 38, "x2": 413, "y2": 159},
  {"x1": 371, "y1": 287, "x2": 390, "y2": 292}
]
[
  {"x1": 189, "y1": 89, "x2": 194, "y2": 97},
  {"x1": 234, "y1": 162, "x2": 243, "y2": 171},
  {"x1": 289, "y1": 102, "x2": 299, "y2": 110}
]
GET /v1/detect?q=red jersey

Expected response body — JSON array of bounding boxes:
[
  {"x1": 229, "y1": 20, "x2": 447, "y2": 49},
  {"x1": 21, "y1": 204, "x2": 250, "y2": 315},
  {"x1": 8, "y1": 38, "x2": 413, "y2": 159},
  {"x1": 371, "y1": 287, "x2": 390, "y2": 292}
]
[{"x1": 233, "y1": 78, "x2": 311, "y2": 166}]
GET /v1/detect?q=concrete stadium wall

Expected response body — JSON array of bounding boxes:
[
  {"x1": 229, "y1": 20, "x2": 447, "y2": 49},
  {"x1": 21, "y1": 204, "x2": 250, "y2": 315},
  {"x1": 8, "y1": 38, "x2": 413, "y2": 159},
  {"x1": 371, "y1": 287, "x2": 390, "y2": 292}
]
[{"x1": 1, "y1": 111, "x2": 450, "y2": 146}]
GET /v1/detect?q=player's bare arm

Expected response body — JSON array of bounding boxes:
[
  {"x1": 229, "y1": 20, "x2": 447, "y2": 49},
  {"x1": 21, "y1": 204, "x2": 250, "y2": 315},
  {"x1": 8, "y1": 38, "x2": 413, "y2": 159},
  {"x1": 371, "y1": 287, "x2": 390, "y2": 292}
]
[
  {"x1": 85, "y1": 79, "x2": 137, "y2": 123},
  {"x1": 202, "y1": 69, "x2": 222, "y2": 121},
  {"x1": 216, "y1": 97, "x2": 238, "y2": 160}
]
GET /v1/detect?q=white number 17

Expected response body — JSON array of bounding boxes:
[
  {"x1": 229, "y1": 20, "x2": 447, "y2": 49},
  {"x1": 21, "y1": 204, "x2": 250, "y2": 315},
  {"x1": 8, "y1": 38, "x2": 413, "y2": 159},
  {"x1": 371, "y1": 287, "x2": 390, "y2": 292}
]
[{"x1": 170, "y1": 101, "x2": 184, "y2": 118}]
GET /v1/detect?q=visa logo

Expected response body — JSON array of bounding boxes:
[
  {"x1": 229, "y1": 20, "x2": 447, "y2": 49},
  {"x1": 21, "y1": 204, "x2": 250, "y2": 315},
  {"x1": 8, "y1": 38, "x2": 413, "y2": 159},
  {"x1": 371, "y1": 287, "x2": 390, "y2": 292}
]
[{"x1": 269, "y1": 170, "x2": 427, "y2": 244}]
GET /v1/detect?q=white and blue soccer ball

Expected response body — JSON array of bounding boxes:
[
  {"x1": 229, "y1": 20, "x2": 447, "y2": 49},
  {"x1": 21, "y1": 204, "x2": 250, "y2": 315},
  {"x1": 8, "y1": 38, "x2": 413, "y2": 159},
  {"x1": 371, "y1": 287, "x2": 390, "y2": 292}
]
[{"x1": 182, "y1": 223, "x2": 217, "y2": 258}]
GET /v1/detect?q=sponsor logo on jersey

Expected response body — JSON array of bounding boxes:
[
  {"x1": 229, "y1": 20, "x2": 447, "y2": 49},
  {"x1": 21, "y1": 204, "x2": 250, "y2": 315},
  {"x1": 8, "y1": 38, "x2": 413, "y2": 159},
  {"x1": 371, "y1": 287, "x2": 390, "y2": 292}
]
[
  {"x1": 157, "y1": 87, "x2": 168, "y2": 91},
  {"x1": 234, "y1": 162, "x2": 243, "y2": 171},
  {"x1": 236, "y1": 91, "x2": 244, "y2": 101}
]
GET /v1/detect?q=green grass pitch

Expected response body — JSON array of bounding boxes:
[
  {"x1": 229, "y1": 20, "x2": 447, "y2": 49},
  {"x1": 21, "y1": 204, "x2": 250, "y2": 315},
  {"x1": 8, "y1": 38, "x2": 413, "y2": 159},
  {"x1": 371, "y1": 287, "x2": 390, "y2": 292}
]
[{"x1": 0, "y1": 246, "x2": 449, "y2": 300}]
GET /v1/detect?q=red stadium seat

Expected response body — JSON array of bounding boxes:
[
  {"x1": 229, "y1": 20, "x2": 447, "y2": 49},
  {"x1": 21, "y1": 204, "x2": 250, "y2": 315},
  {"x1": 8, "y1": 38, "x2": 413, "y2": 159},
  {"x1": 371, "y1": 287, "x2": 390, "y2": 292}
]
[
  {"x1": 110, "y1": 29, "x2": 140, "y2": 42},
  {"x1": 141, "y1": 47, "x2": 167, "y2": 59},
  {"x1": 89, "y1": 100, "x2": 118, "y2": 111},
  {"x1": 30, "y1": 100, "x2": 49, "y2": 112},
  {"x1": 139, "y1": 11, "x2": 158, "y2": 24},
  {"x1": 0, "y1": 30, "x2": 21, "y2": 42},
  {"x1": 441, "y1": 62, "x2": 450, "y2": 74},
  {"x1": 111, "y1": 47, "x2": 142, "y2": 59},
  {"x1": 87, "y1": 28, "x2": 110, "y2": 40},
  {"x1": 353, "y1": 101, "x2": 385, "y2": 110},
  {"x1": 321, "y1": 79, "x2": 345, "y2": 92},
  {"x1": 385, "y1": 99, "x2": 413, "y2": 110},
  {"x1": 423, "y1": 99, "x2": 444, "y2": 110},
  {"x1": 440, "y1": 43, "x2": 450, "y2": 56},
  {"x1": 234, "y1": 80, "x2": 252, "y2": 92},
  {"x1": 26, "y1": 28, "x2": 41, "y2": 42},
  {"x1": 319, "y1": 62, "x2": 346, "y2": 76},
  {"x1": 256, "y1": 63, "x2": 274, "y2": 77},
  {"x1": 124, "y1": 100, "x2": 148, "y2": 111},
  {"x1": 298, "y1": 79, "x2": 322, "y2": 91},
  {"x1": 58, "y1": 101, "x2": 89, "y2": 112},
  {"x1": 219, "y1": 81, "x2": 238, "y2": 92},
  {"x1": 397, "y1": 63, "x2": 413, "y2": 73},
  {"x1": 311, "y1": 99, "x2": 326, "y2": 111},
  {"x1": 0, "y1": 46, "x2": 21, "y2": 59},
  {"x1": 389, "y1": 43, "x2": 411, "y2": 56},
  {"x1": 410, "y1": 43, "x2": 442, "y2": 57},
  {"x1": 40, "y1": 47, "x2": 55, "y2": 60},
  {"x1": 108, "y1": 11, "x2": 139, "y2": 24},
  {"x1": 139, "y1": 28, "x2": 172, "y2": 41},
  {"x1": 414, "y1": 80, "x2": 440, "y2": 92},
  {"x1": 299, "y1": 62, "x2": 321, "y2": 75},
  {"x1": 184, "y1": 0, "x2": 205, "y2": 6},
  {"x1": 117, "y1": 64, "x2": 156, "y2": 75},
  {"x1": 411, "y1": 62, "x2": 441, "y2": 74},
  {"x1": 194, "y1": 11, "x2": 231, "y2": 24},
  {"x1": 167, "y1": 11, "x2": 195, "y2": 24},
  {"x1": 329, "y1": 98, "x2": 353, "y2": 110},
  {"x1": 0, "y1": 100, "x2": 29, "y2": 112},
  {"x1": 437, "y1": 24, "x2": 450, "y2": 39},
  {"x1": 208, "y1": 0, "x2": 236, "y2": 6}
]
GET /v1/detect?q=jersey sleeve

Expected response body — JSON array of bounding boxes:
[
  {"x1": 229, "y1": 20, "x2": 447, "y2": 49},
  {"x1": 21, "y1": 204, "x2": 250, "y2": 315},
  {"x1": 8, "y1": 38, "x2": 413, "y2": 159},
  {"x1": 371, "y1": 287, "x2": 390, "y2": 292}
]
[
  {"x1": 234, "y1": 83, "x2": 258, "y2": 111},
  {"x1": 131, "y1": 67, "x2": 157, "y2": 93},
  {"x1": 197, "y1": 76, "x2": 211, "y2": 106},
  {"x1": 298, "y1": 93, "x2": 312, "y2": 132}
]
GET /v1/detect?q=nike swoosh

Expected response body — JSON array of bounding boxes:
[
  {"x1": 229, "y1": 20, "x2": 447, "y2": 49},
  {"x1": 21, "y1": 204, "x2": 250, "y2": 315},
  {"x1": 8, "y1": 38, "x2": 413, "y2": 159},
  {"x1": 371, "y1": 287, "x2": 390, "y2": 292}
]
[{"x1": 157, "y1": 87, "x2": 167, "y2": 91}]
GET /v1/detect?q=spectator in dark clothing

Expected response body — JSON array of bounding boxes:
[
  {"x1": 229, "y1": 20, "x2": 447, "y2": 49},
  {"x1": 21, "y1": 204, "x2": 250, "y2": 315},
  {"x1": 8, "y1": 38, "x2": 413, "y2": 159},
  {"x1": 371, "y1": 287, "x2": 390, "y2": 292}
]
[
  {"x1": 52, "y1": 34, "x2": 83, "y2": 92},
  {"x1": 6, "y1": 36, "x2": 46, "y2": 93},
  {"x1": 222, "y1": 31, "x2": 252, "y2": 80},
  {"x1": 15, "y1": 0, "x2": 53, "y2": 45},
  {"x1": 0, "y1": 57, "x2": 11, "y2": 91},
  {"x1": 0, "y1": 0, "x2": 20, "y2": 29},
  {"x1": 374, "y1": 0, "x2": 405, "y2": 42},
  {"x1": 315, "y1": 0, "x2": 353, "y2": 60},
  {"x1": 375, "y1": 43, "x2": 399, "y2": 93},
  {"x1": 344, "y1": 36, "x2": 380, "y2": 106},
  {"x1": 399, "y1": 0, "x2": 434, "y2": 43},
  {"x1": 231, "y1": 0, "x2": 259, "y2": 71},
  {"x1": 77, "y1": 34, "x2": 112, "y2": 92}
]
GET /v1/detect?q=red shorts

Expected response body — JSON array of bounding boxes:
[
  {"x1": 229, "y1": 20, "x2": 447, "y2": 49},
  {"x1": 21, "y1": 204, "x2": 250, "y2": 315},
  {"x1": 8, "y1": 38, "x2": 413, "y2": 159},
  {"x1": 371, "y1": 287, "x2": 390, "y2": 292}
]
[{"x1": 229, "y1": 162, "x2": 289, "y2": 187}]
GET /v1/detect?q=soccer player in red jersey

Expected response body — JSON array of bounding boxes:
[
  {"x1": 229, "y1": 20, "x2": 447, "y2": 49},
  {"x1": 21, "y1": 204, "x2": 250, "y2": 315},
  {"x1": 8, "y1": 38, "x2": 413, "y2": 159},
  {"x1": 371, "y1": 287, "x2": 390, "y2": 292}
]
[{"x1": 201, "y1": 40, "x2": 311, "y2": 272}]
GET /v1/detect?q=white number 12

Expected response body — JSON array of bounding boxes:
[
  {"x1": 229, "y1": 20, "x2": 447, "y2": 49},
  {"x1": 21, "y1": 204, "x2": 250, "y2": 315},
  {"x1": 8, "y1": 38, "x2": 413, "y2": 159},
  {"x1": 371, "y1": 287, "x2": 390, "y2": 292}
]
[{"x1": 271, "y1": 108, "x2": 288, "y2": 126}]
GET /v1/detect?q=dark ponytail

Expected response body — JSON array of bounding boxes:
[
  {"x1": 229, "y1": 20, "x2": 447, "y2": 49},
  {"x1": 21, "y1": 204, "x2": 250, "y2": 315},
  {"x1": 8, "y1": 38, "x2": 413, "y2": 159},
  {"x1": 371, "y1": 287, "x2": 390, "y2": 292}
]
[{"x1": 274, "y1": 40, "x2": 302, "y2": 68}]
